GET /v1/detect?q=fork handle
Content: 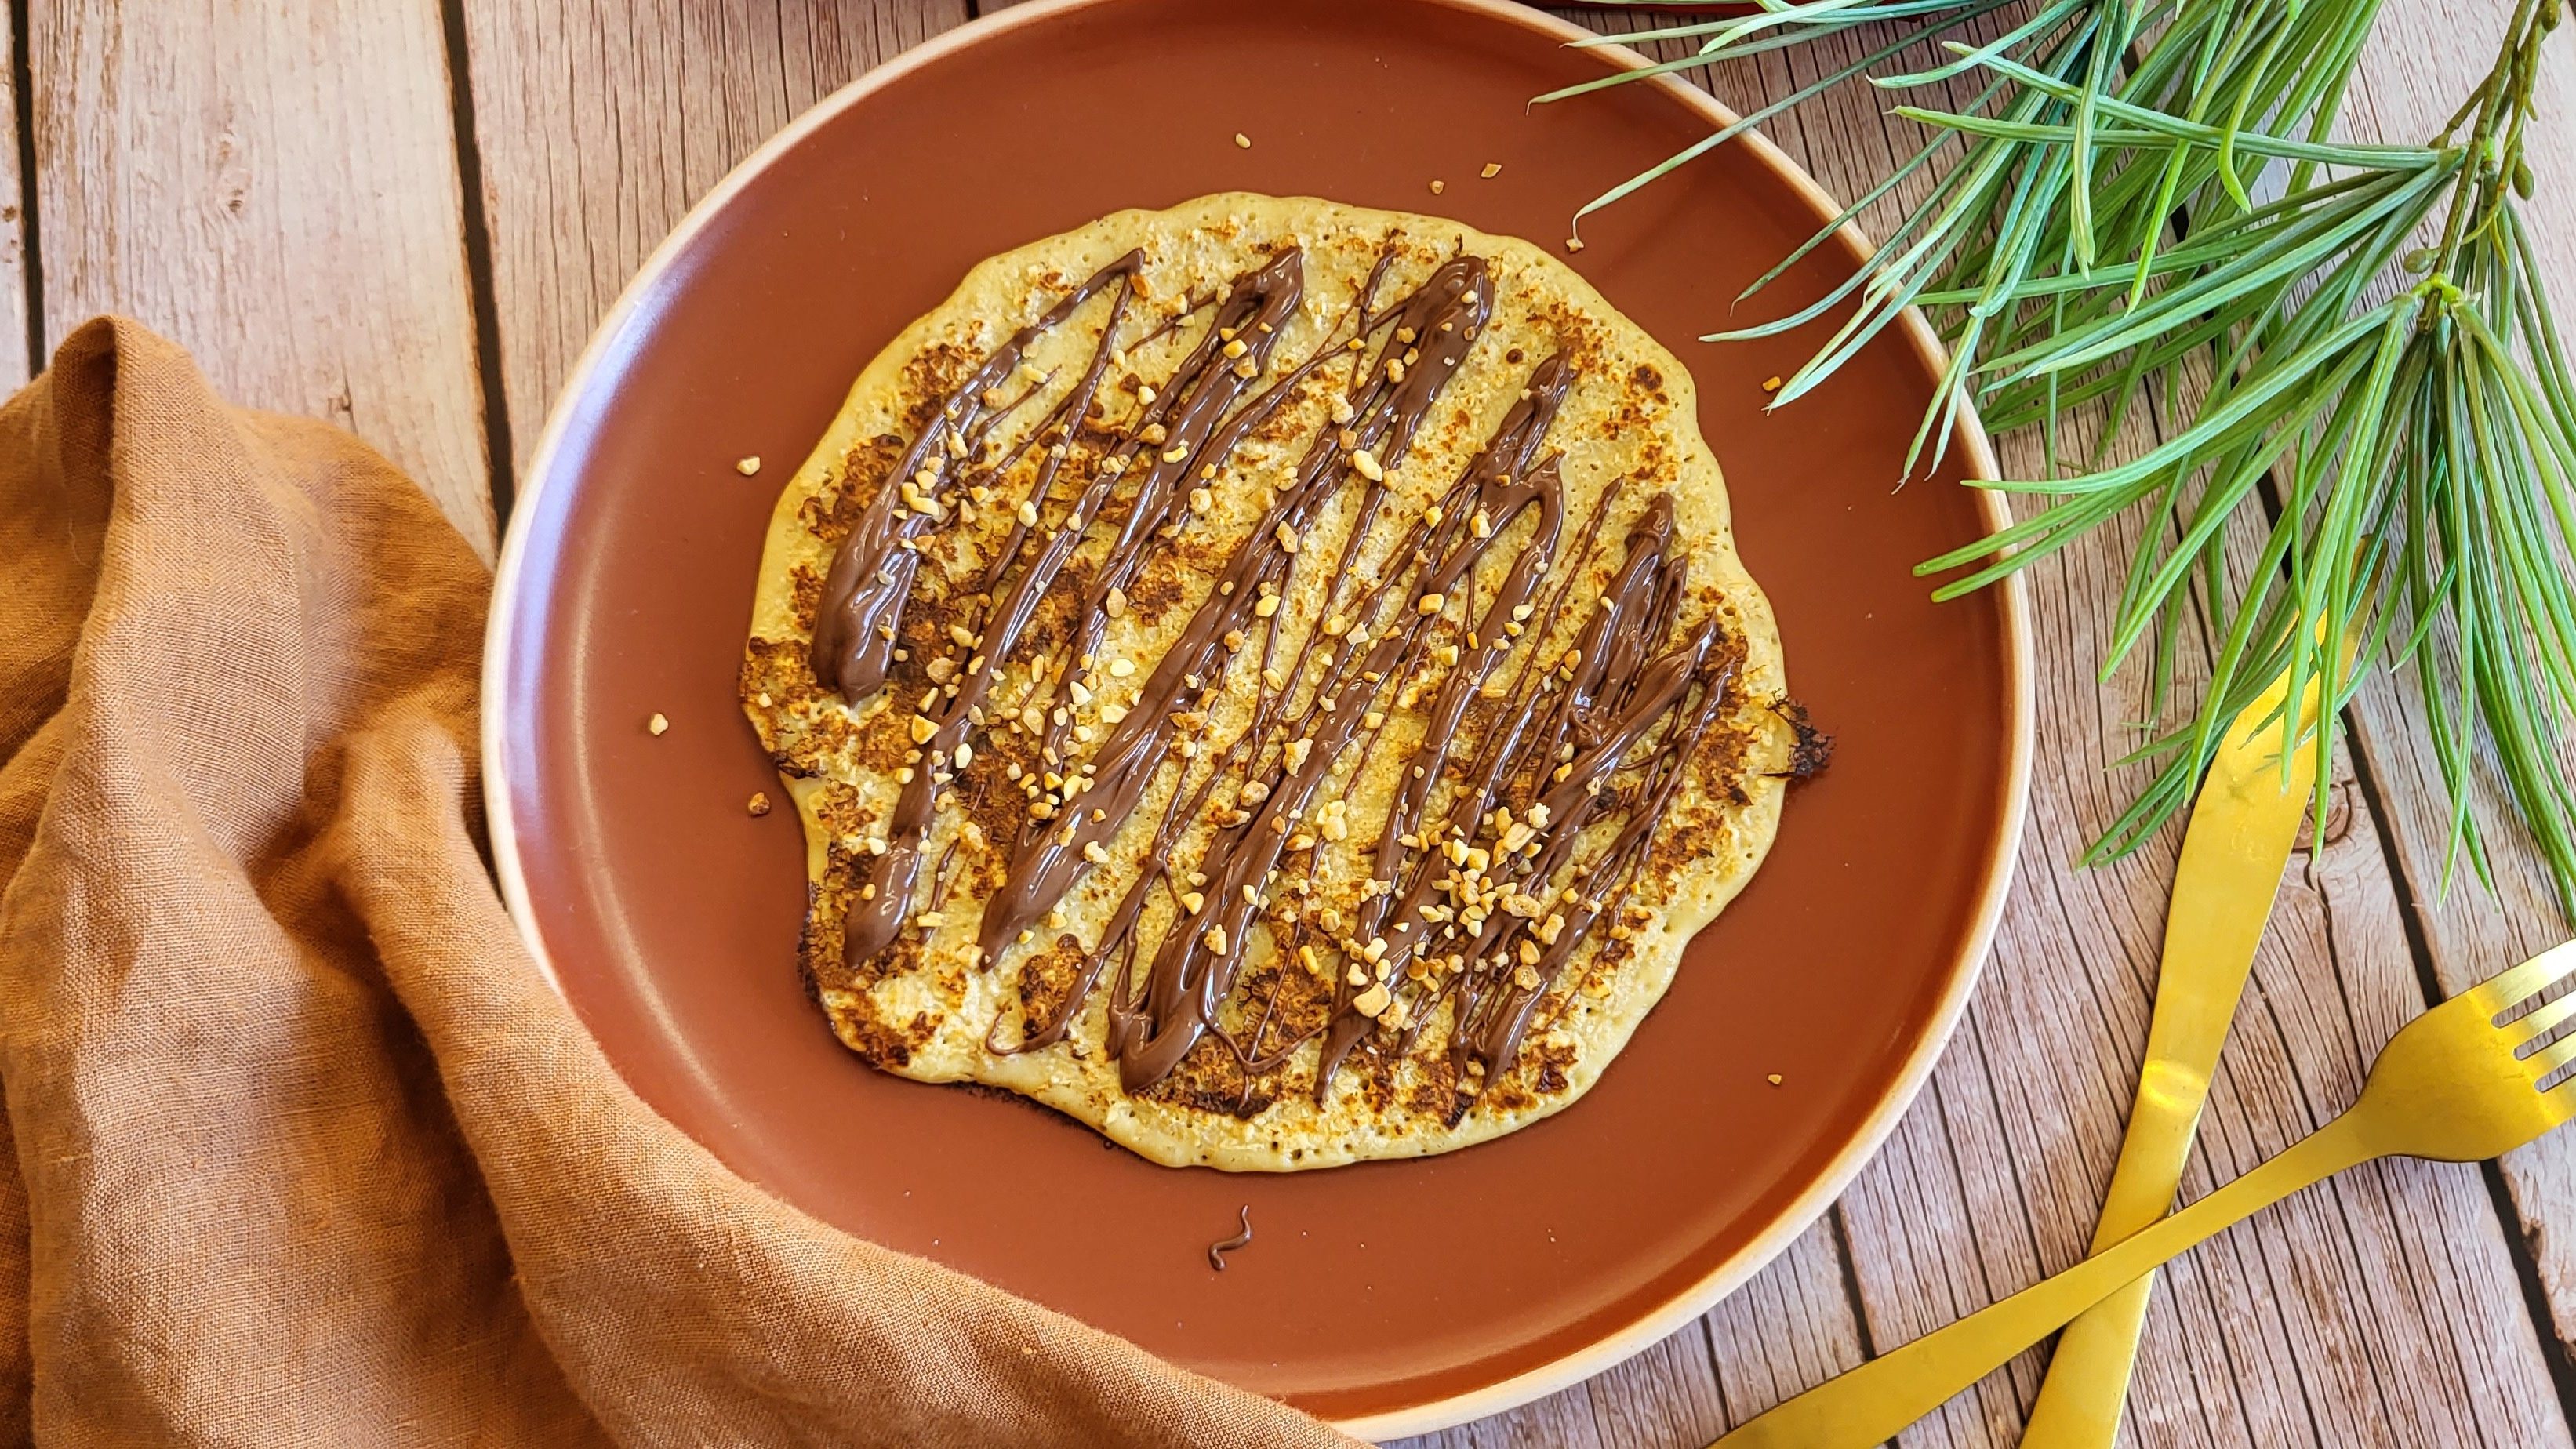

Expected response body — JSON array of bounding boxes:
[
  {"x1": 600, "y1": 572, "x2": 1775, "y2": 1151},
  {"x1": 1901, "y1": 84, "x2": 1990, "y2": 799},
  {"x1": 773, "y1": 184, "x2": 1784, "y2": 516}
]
[{"x1": 1711, "y1": 1115, "x2": 2374, "y2": 1449}]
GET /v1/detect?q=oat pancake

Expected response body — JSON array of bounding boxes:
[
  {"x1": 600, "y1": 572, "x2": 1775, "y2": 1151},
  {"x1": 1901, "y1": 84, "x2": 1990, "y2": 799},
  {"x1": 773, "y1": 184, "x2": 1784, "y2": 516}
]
[{"x1": 740, "y1": 193, "x2": 1798, "y2": 1171}]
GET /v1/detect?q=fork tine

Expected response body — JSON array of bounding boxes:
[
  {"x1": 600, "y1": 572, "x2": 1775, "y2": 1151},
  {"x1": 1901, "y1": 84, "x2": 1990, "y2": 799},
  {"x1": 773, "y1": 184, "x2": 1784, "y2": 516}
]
[
  {"x1": 2471, "y1": 940, "x2": 2576, "y2": 1016},
  {"x1": 2511, "y1": 990, "x2": 2576, "y2": 1049},
  {"x1": 2545, "y1": 1077, "x2": 2576, "y2": 1121},
  {"x1": 2529, "y1": 1031, "x2": 2576, "y2": 1080}
]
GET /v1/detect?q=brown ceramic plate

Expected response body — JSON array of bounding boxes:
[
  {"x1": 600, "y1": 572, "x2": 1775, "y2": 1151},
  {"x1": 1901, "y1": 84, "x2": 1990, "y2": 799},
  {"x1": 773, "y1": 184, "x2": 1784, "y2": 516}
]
[{"x1": 485, "y1": 0, "x2": 2030, "y2": 1435}]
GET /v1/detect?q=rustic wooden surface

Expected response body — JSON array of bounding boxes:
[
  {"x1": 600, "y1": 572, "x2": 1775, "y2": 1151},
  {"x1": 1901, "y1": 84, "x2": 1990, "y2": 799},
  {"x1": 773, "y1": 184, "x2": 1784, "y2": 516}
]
[{"x1": 23, "y1": 1, "x2": 2573, "y2": 1443}]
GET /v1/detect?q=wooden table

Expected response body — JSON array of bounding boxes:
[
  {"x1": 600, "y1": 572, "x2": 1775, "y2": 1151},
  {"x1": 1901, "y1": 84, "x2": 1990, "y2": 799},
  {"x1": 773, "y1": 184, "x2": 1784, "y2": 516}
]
[{"x1": 23, "y1": 2, "x2": 2571, "y2": 1442}]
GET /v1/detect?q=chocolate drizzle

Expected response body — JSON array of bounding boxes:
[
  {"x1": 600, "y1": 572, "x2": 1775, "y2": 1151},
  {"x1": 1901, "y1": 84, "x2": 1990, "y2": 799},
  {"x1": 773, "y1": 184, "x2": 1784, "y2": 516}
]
[
  {"x1": 811, "y1": 252, "x2": 1144, "y2": 703},
  {"x1": 826, "y1": 249, "x2": 1306, "y2": 965},
  {"x1": 1207, "y1": 1205, "x2": 1253, "y2": 1270},
  {"x1": 799, "y1": 239, "x2": 1751, "y2": 1112}
]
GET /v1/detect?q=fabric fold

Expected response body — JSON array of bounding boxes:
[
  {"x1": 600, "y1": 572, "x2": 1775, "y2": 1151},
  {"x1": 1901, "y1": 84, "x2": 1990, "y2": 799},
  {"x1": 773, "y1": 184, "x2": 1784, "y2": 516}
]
[{"x1": 0, "y1": 318, "x2": 1356, "y2": 1448}]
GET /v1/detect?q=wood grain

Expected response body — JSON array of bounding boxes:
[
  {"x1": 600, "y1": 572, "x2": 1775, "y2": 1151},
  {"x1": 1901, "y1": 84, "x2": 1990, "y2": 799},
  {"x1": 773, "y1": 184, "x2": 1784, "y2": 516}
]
[
  {"x1": 22, "y1": 0, "x2": 492, "y2": 552},
  {"x1": 457, "y1": 0, "x2": 972, "y2": 478},
  {"x1": 0, "y1": 13, "x2": 27, "y2": 394},
  {"x1": 2323, "y1": 0, "x2": 2576, "y2": 1389}
]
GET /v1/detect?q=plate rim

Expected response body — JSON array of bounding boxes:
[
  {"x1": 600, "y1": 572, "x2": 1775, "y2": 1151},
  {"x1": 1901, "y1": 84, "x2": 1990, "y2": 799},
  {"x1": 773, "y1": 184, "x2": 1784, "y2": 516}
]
[{"x1": 480, "y1": 0, "x2": 2035, "y2": 1436}]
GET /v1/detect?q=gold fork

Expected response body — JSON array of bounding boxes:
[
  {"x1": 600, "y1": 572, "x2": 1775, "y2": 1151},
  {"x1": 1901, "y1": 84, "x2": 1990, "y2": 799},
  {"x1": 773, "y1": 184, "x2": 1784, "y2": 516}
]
[{"x1": 1713, "y1": 940, "x2": 2576, "y2": 1449}]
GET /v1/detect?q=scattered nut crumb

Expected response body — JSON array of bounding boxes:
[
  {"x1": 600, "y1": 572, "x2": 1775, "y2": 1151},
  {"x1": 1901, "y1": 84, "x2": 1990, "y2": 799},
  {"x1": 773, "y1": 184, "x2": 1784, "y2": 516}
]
[
  {"x1": 1481, "y1": 162, "x2": 1502, "y2": 178},
  {"x1": 1564, "y1": 237, "x2": 1586, "y2": 253},
  {"x1": 1234, "y1": 132, "x2": 1251, "y2": 149},
  {"x1": 747, "y1": 791, "x2": 772, "y2": 816},
  {"x1": 1763, "y1": 376, "x2": 1784, "y2": 393},
  {"x1": 734, "y1": 455, "x2": 761, "y2": 476},
  {"x1": 647, "y1": 712, "x2": 669, "y2": 735},
  {"x1": 1429, "y1": 179, "x2": 1446, "y2": 194},
  {"x1": 1767, "y1": 1073, "x2": 1785, "y2": 1086}
]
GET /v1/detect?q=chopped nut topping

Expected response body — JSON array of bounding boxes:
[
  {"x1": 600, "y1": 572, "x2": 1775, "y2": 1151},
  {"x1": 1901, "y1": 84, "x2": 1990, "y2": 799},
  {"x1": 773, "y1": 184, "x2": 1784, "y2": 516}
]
[
  {"x1": 646, "y1": 712, "x2": 670, "y2": 735},
  {"x1": 1481, "y1": 162, "x2": 1502, "y2": 179},
  {"x1": 734, "y1": 455, "x2": 761, "y2": 476},
  {"x1": 746, "y1": 791, "x2": 772, "y2": 815}
]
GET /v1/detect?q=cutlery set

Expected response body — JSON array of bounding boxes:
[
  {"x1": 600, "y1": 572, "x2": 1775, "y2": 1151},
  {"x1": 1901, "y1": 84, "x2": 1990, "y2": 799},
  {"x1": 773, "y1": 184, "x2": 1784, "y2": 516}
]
[{"x1": 1717, "y1": 646, "x2": 2576, "y2": 1447}]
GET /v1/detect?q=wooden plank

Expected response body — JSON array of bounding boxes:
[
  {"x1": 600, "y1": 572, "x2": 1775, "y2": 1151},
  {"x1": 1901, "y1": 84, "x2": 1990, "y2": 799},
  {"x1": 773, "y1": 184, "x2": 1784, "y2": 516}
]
[
  {"x1": 2326, "y1": 0, "x2": 2576, "y2": 1391},
  {"x1": 0, "y1": 11, "x2": 27, "y2": 394},
  {"x1": 24, "y1": 0, "x2": 492, "y2": 552},
  {"x1": 457, "y1": 0, "x2": 972, "y2": 483}
]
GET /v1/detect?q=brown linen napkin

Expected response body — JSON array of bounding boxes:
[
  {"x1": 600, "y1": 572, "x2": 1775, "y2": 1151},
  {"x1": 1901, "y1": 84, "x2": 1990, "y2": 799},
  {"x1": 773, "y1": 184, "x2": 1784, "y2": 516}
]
[{"x1": 0, "y1": 318, "x2": 1362, "y2": 1447}]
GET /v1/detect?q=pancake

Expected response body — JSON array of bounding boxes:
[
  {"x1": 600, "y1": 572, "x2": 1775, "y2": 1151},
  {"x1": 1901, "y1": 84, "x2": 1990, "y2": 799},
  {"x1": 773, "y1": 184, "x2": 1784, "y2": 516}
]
[{"x1": 740, "y1": 193, "x2": 1796, "y2": 1171}]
